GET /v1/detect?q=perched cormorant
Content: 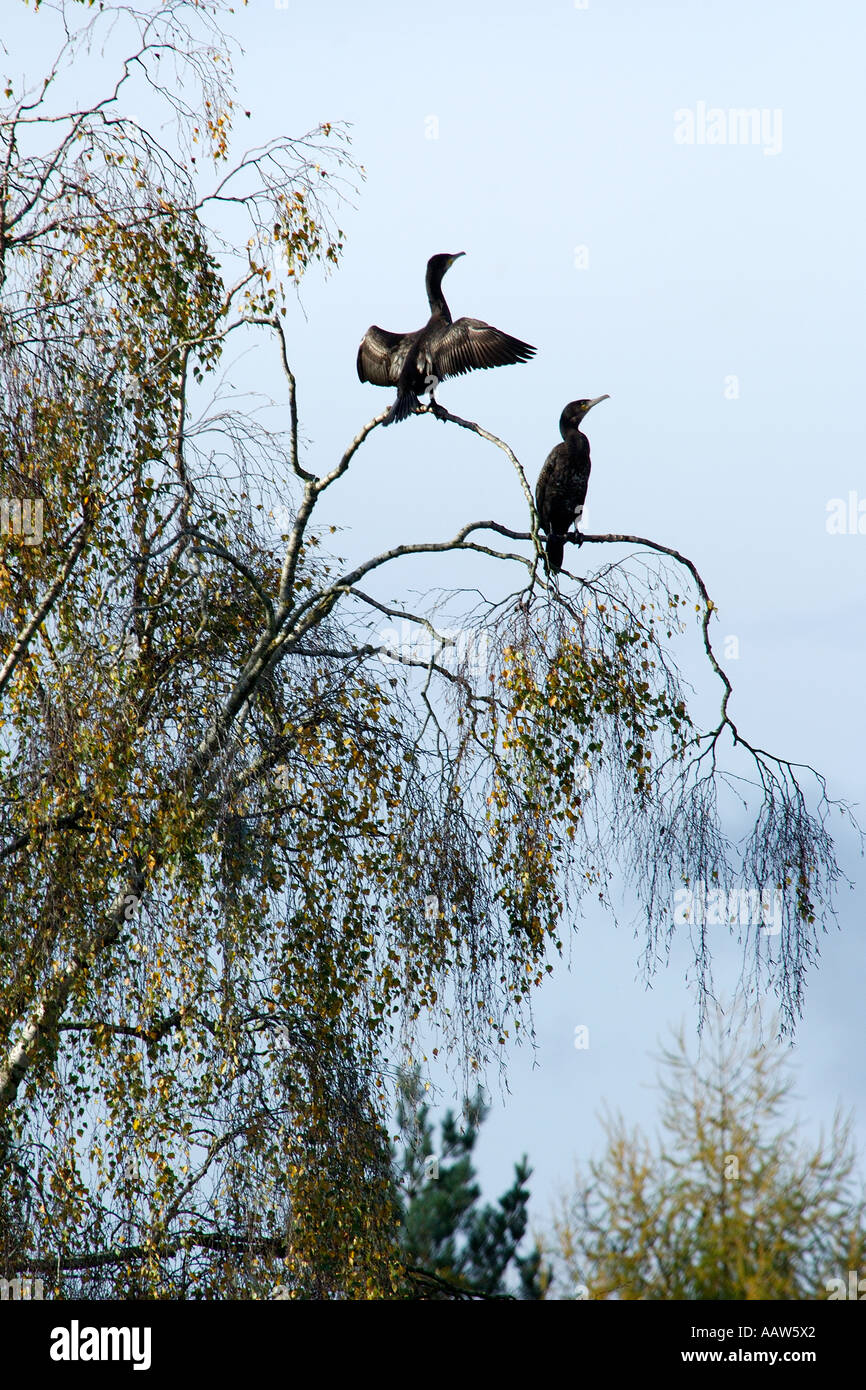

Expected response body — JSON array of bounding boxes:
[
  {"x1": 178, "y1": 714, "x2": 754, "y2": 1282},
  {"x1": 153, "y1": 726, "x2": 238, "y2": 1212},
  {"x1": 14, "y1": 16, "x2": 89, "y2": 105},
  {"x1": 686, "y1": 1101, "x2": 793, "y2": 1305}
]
[
  {"x1": 535, "y1": 396, "x2": 609, "y2": 572},
  {"x1": 357, "y1": 253, "x2": 536, "y2": 425}
]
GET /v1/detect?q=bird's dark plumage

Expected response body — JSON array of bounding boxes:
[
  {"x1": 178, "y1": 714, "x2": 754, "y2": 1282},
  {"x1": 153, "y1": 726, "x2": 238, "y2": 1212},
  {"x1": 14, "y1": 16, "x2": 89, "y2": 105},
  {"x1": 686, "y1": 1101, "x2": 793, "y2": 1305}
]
[
  {"x1": 535, "y1": 396, "x2": 609, "y2": 572},
  {"x1": 357, "y1": 253, "x2": 536, "y2": 425}
]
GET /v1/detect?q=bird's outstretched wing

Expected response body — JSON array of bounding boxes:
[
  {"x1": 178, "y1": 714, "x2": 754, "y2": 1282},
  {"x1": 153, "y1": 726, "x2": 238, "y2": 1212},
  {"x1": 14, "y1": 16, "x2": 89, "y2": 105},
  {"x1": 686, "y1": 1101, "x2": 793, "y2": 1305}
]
[
  {"x1": 356, "y1": 326, "x2": 411, "y2": 386},
  {"x1": 431, "y1": 317, "x2": 536, "y2": 381}
]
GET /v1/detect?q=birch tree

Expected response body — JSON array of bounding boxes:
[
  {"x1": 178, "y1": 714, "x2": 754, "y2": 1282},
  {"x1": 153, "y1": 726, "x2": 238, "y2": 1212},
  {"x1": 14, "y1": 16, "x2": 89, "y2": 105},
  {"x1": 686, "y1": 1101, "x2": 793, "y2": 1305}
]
[{"x1": 0, "y1": 0, "x2": 853, "y2": 1297}]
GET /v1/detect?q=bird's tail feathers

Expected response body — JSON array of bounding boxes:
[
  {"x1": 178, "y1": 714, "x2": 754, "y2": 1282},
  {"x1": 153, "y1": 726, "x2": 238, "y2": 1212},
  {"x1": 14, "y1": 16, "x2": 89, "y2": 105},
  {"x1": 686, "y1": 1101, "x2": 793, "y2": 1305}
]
[
  {"x1": 383, "y1": 391, "x2": 421, "y2": 426},
  {"x1": 546, "y1": 535, "x2": 564, "y2": 573}
]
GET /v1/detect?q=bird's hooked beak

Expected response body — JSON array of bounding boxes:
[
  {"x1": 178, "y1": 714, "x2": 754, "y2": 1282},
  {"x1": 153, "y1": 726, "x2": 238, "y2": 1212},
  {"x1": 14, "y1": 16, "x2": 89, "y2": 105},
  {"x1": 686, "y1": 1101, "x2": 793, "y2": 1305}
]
[
  {"x1": 447, "y1": 252, "x2": 466, "y2": 268},
  {"x1": 583, "y1": 394, "x2": 610, "y2": 414}
]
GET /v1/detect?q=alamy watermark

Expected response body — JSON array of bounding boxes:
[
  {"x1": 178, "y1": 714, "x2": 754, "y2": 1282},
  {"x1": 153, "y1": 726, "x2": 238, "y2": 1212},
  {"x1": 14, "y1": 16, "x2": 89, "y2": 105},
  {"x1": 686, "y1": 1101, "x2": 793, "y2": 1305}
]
[
  {"x1": 674, "y1": 103, "x2": 783, "y2": 156},
  {"x1": 826, "y1": 492, "x2": 866, "y2": 535},
  {"x1": 673, "y1": 881, "x2": 782, "y2": 934},
  {"x1": 1, "y1": 498, "x2": 43, "y2": 546},
  {"x1": 826, "y1": 1270, "x2": 866, "y2": 1300},
  {"x1": 0, "y1": 1275, "x2": 44, "y2": 1300},
  {"x1": 50, "y1": 1322, "x2": 151, "y2": 1370},
  {"x1": 379, "y1": 619, "x2": 489, "y2": 679}
]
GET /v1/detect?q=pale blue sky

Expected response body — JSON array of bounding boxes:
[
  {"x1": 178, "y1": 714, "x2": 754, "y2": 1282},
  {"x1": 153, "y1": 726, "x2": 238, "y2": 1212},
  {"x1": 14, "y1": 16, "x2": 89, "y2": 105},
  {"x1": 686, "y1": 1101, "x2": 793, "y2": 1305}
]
[
  {"x1": 7, "y1": 0, "x2": 866, "y2": 1254},
  {"x1": 213, "y1": 0, "x2": 866, "y2": 1231}
]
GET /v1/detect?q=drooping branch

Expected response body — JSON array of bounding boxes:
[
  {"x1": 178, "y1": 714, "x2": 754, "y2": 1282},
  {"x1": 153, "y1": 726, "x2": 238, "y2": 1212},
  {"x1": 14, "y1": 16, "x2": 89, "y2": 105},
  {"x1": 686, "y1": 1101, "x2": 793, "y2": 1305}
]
[
  {"x1": 0, "y1": 869, "x2": 145, "y2": 1114},
  {"x1": 0, "y1": 514, "x2": 93, "y2": 698}
]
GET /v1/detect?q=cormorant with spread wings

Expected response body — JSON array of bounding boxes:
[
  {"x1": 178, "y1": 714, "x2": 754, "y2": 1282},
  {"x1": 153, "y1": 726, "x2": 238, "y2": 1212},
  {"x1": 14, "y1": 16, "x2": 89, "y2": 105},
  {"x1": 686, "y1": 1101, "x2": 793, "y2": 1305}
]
[{"x1": 357, "y1": 253, "x2": 536, "y2": 426}]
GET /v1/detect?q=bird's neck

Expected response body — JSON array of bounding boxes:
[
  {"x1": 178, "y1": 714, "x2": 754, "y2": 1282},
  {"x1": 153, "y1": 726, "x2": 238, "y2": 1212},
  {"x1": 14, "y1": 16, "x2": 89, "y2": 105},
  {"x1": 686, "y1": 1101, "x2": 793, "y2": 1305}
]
[
  {"x1": 425, "y1": 270, "x2": 452, "y2": 322},
  {"x1": 563, "y1": 427, "x2": 588, "y2": 455}
]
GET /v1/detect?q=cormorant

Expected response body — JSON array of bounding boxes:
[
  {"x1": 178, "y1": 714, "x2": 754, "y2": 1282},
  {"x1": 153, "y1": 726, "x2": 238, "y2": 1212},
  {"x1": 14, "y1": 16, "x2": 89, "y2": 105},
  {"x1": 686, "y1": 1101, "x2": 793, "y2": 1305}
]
[
  {"x1": 357, "y1": 253, "x2": 536, "y2": 425},
  {"x1": 535, "y1": 396, "x2": 609, "y2": 572}
]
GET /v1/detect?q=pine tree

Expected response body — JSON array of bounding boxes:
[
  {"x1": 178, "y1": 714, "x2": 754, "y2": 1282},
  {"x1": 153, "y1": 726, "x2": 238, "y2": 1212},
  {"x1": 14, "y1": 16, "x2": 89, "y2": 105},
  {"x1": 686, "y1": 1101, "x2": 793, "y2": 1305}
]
[{"x1": 395, "y1": 1071, "x2": 546, "y2": 1299}]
